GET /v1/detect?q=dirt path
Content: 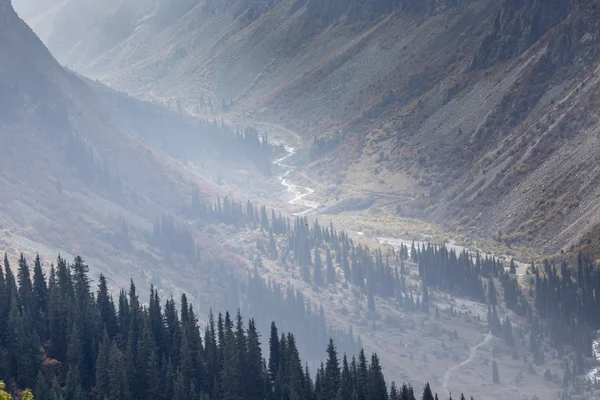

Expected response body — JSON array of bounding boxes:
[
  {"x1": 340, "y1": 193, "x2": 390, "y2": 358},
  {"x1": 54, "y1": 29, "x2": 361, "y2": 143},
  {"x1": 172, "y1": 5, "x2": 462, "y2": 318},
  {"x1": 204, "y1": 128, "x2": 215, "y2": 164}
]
[{"x1": 442, "y1": 331, "x2": 493, "y2": 397}]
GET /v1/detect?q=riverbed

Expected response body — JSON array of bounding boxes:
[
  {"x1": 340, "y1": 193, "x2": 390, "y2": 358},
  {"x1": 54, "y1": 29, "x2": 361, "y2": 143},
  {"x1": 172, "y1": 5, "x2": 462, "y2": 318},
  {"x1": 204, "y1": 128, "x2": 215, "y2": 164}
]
[{"x1": 273, "y1": 146, "x2": 319, "y2": 216}]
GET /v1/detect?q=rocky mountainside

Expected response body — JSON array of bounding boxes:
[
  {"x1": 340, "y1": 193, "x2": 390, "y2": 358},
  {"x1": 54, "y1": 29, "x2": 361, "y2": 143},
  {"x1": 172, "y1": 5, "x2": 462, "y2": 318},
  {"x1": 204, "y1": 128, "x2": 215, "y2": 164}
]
[
  {"x1": 13, "y1": 0, "x2": 600, "y2": 256},
  {"x1": 0, "y1": 0, "x2": 242, "y2": 306}
]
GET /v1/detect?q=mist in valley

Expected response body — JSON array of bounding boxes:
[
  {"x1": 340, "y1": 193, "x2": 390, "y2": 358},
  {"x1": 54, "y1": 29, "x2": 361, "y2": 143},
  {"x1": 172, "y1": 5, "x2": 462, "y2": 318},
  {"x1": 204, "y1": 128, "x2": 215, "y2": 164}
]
[{"x1": 2, "y1": 1, "x2": 600, "y2": 400}]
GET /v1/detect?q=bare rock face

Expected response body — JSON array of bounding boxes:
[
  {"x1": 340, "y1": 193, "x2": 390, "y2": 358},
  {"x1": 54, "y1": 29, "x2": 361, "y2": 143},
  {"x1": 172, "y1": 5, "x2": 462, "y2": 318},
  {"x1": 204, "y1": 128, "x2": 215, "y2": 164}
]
[{"x1": 471, "y1": 0, "x2": 576, "y2": 69}]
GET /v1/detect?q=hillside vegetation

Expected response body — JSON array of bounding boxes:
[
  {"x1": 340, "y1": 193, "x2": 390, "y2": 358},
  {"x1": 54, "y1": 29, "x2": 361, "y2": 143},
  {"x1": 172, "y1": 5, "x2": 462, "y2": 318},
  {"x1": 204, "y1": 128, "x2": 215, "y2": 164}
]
[{"x1": 15, "y1": 0, "x2": 600, "y2": 257}]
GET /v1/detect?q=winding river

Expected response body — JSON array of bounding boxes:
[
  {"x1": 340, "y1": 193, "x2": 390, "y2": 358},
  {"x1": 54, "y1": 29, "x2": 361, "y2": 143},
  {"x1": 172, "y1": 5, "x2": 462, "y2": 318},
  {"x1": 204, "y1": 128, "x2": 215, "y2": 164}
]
[
  {"x1": 272, "y1": 144, "x2": 600, "y2": 381},
  {"x1": 273, "y1": 146, "x2": 319, "y2": 216}
]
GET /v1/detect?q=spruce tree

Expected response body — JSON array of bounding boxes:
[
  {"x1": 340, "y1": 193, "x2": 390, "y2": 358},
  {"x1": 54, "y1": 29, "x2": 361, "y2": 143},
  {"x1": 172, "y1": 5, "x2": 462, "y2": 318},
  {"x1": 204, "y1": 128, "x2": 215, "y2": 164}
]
[
  {"x1": 246, "y1": 319, "x2": 265, "y2": 400},
  {"x1": 368, "y1": 288, "x2": 376, "y2": 313},
  {"x1": 17, "y1": 254, "x2": 34, "y2": 313},
  {"x1": 268, "y1": 322, "x2": 280, "y2": 384},
  {"x1": 324, "y1": 339, "x2": 340, "y2": 400},
  {"x1": 367, "y1": 353, "x2": 387, "y2": 400},
  {"x1": 95, "y1": 331, "x2": 110, "y2": 400},
  {"x1": 326, "y1": 249, "x2": 336, "y2": 285},
  {"x1": 422, "y1": 383, "x2": 434, "y2": 400},
  {"x1": 109, "y1": 342, "x2": 129, "y2": 400},
  {"x1": 313, "y1": 250, "x2": 324, "y2": 287},
  {"x1": 492, "y1": 361, "x2": 500, "y2": 383},
  {"x1": 32, "y1": 254, "x2": 48, "y2": 316}
]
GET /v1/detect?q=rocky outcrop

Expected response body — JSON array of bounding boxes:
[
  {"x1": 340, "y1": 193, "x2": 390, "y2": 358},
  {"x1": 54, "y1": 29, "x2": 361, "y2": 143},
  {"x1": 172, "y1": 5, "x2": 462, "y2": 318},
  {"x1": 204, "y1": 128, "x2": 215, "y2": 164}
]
[{"x1": 471, "y1": 0, "x2": 576, "y2": 69}]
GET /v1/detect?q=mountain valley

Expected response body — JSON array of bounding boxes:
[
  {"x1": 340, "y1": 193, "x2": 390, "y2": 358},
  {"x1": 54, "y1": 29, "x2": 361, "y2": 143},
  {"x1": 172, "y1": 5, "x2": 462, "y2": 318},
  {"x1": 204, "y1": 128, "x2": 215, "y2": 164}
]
[{"x1": 3, "y1": 0, "x2": 600, "y2": 399}]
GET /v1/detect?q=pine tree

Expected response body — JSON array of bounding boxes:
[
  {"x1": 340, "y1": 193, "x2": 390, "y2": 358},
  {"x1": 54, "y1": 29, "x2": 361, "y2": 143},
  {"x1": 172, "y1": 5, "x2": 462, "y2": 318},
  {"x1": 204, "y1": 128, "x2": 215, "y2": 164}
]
[
  {"x1": 268, "y1": 322, "x2": 280, "y2": 384},
  {"x1": 324, "y1": 339, "x2": 340, "y2": 400},
  {"x1": 34, "y1": 371, "x2": 50, "y2": 400},
  {"x1": 109, "y1": 342, "x2": 129, "y2": 400},
  {"x1": 367, "y1": 353, "x2": 387, "y2": 400},
  {"x1": 422, "y1": 383, "x2": 434, "y2": 400},
  {"x1": 488, "y1": 279, "x2": 497, "y2": 306},
  {"x1": 9, "y1": 293, "x2": 41, "y2": 388},
  {"x1": 32, "y1": 254, "x2": 48, "y2": 316},
  {"x1": 17, "y1": 254, "x2": 34, "y2": 313},
  {"x1": 421, "y1": 283, "x2": 429, "y2": 313},
  {"x1": 367, "y1": 288, "x2": 376, "y2": 313},
  {"x1": 97, "y1": 274, "x2": 118, "y2": 338},
  {"x1": 562, "y1": 361, "x2": 571, "y2": 388},
  {"x1": 245, "y1": 319, "x2": 265, "y2": 400},
  {"x1": 326, "y1": 249, "x2": 336, "y2": 285},
  {"x1": 339, "y1": 355, "x2": 352, "y2": 400},
  {"x1": 492, "y1": 361, "x2": 500, "y2": 383},
  {"x1": 95, "y1": 330, "x2": 110, "y2": 400},
  {"x1": 389, "y1": 382, "x2": 399, "y2": 400},
  {"x1": 313, "y1": 250, "x2": 324, "y2": 287}
]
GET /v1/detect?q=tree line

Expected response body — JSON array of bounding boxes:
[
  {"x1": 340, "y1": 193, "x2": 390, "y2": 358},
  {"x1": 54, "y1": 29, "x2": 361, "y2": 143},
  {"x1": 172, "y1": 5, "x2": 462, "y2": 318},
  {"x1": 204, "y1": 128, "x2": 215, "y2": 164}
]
[
  {"x1": 90, "y1": 80, "x2": 284, "y2": 176},
  {"x1": 0, "y1": 253, "x2": 471, "y2": 400},
  {"x1": 183, "y1": 191, "x2": 598, "y2": 388}
]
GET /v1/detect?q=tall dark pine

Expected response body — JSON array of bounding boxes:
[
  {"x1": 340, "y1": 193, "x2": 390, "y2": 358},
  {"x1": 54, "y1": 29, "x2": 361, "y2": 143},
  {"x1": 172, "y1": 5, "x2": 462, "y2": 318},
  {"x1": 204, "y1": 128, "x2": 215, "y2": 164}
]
[
  {"x1": 245, "y1": 319, "x2": 265, "y2": 400},
  {"x1": 422, "y1": 383, "x2": 434, "y2": 400},
  {"x1": 367, "y1": 353, "x2": 387, "y2": 400},
  {"x1": 95, "y1": 331, "x2": 110, "y2": 400},
  {"x1": 8, "y1": 293, "x2": 41, "y2": 388},
  {"x1": 97, "y1": 274, "x2": 118, "y2": 338},
  {"x1": 269, "y1": 322, "x2": 280, "y2": 384},
  {"x1": 31, "y1": 255, "x2": 49, "y2": 343},
  {"x1": 324, "y1": 339, "x2": 341, "y2": 400},
  {"x1": 17, "y1": 254, "x2": 34, "y2": 313},
  {"x1": 32, "y1": 254, "x2": 48, "y2": 317}
]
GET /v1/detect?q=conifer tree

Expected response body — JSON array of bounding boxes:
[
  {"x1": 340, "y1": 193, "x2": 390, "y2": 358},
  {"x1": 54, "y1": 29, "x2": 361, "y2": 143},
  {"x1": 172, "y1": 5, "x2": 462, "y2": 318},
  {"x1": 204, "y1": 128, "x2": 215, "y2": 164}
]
[
  {"x1": 95, "y1": 330, "x2": 110, "y2": 400},
  {"x1": 324, "y1": 339, "x2": 340, "y2": 400},
  {"x1": 326, "y1": 249, "x2": 336, "y2": 285},
  {"x1": 367, "y1": 289, "x2": 376, "y2": 313},
  {"x1": 422, "y1": 383, "x2": 434, "y2": 400},
  {"x1": 313, "y1": 250, "x2": 324, "y2": 287},
  {"x1": 367, "y1": 353, "x2": 387, "y2": 400},
  {"x1": 269, "y1": 322, "x2": 280, "y2": 384},
  {"x1": 32, "y1": 254, "x2": 48, "y2": 316},
  {"x1": 17, "y1": 254, "x2": 34, "y2": 313},
  {"x1": 492, "y1": 361, "x2": 499, "y2": 383}
]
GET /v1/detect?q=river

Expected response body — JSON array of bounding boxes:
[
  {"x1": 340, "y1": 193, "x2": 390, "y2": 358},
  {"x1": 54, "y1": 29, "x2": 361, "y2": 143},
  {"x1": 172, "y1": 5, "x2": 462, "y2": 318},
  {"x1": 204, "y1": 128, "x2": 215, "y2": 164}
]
[
  {"x1": 273, "y1": 146, "x2": 319, "y2": 216},
  {"x1": 588, "y1": 332, "x2": 600, "y2": 382},
  {"x1": 273, "y1": 145, "x2": 600, "y2": 381}
]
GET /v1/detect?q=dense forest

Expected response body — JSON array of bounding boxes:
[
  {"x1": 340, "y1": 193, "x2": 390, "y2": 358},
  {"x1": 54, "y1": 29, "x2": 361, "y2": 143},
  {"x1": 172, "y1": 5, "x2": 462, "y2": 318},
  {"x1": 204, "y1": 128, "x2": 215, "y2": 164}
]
[
  {"x1": 182, "y1": 193, "x2": 599, "y2": 391},
  {"x1": 0, "y1": 253, "x2": 470, "y2": 400},
  {"x1": 86, "y1": 79, "x2": 283, "y2": 176}
]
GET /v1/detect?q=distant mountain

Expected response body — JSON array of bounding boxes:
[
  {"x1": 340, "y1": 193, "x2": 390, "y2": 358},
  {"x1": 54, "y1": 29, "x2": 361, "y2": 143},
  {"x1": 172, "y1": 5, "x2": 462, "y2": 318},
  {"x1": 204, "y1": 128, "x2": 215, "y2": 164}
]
[{"x1": 19, "y1": 0, "x2": 600, "y2": 257}]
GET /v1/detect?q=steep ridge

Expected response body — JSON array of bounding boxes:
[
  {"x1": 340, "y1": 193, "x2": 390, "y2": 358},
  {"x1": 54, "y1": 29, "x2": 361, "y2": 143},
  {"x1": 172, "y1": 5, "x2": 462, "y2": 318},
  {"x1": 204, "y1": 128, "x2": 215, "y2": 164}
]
[
  {"x1": 14, "y1": 0, "x2": 600, "y2": 256},
  {"x1": 0, "y1": 0, "x2": 233, "y2": 304}
]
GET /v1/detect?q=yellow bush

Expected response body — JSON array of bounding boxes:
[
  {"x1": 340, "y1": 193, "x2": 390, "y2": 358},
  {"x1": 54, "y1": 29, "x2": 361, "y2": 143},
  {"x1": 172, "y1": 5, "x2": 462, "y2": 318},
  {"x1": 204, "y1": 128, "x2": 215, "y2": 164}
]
[{"x1": 0, "y1": 381, "x2": 11, "y2": 400}]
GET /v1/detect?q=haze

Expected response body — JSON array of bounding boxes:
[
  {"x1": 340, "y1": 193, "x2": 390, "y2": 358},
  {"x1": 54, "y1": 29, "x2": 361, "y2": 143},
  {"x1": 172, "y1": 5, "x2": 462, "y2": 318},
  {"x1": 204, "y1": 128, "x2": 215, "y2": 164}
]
[{"x1": 1, "y1": 1, "x2": 600, "y2": 399}]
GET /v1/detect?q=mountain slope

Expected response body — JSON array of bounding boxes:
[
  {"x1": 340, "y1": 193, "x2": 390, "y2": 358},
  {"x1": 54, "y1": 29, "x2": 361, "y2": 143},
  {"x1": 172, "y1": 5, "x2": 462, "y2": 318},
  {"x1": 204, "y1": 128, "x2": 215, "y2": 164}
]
[
  {"x1": 1, "y1": 1, "x2": 371, "y2": 378},
  {"x1": 13, "y1": 0, "x2": 600, "y2": 253},
  {"x1": 0, "y1": 0, "x2": 232, "y2": 303}
]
